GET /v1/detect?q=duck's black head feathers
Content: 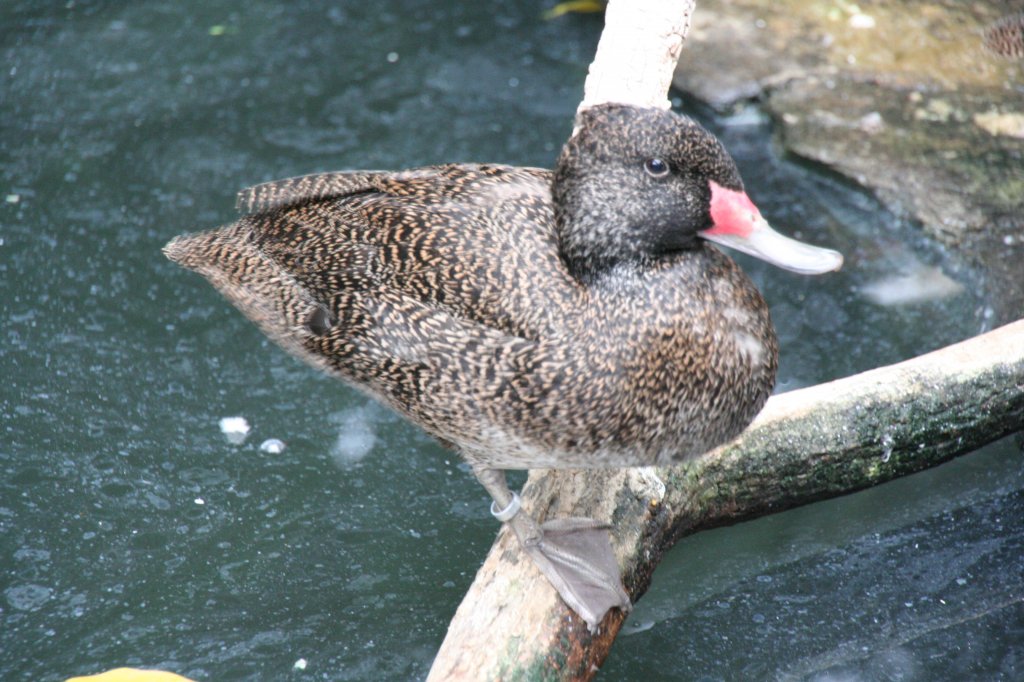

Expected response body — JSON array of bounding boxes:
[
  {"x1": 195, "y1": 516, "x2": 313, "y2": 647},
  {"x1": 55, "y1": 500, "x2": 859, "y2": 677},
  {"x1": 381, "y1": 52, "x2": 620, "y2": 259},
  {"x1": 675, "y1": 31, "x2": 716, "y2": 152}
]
[{"x1": 553, "y1": 104, "x2": 746, "y2": 279}]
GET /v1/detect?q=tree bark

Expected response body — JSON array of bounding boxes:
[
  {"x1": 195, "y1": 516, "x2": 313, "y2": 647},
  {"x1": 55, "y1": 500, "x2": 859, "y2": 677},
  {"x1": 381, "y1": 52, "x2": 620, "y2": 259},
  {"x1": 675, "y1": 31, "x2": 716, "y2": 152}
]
[
  {"x1": 578, "y1": 0, "x2": 695, "y2": 113},
  {"x1": 427, "y1": 319, "x2": 1024, "y2": 681}
]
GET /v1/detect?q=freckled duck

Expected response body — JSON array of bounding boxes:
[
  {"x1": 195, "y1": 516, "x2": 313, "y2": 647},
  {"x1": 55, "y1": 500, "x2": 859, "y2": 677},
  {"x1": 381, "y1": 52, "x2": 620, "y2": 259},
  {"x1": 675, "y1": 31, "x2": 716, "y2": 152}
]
[{"x1": 164, "y1": 104, "x2": 842, "y2": 629}]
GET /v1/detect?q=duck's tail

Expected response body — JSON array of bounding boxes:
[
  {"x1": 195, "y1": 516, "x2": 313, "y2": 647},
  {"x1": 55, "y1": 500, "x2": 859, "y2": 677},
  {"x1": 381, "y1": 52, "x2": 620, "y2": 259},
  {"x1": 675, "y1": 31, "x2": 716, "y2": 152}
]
[{"x1": 163, "y1": 224, "x2": 336, "y2": 374}]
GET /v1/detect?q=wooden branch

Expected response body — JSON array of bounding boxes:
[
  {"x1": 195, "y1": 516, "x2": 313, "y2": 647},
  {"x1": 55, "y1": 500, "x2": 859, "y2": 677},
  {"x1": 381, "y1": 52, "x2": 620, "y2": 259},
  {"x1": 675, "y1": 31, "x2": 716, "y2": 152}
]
[
  {"x1": 428, "y1": 319, "x2": 1024, "y2": 681},
  {"x1": 578, "y1": 0, "x2": 695, "y2": 114}
]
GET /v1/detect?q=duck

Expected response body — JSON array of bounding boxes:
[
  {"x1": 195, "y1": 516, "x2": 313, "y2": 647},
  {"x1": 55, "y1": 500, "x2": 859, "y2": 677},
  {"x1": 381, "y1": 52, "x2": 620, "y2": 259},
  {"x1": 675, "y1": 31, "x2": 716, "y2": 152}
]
[{"x1": 164, "y1": 104, "x2": 842, "y2": 630}]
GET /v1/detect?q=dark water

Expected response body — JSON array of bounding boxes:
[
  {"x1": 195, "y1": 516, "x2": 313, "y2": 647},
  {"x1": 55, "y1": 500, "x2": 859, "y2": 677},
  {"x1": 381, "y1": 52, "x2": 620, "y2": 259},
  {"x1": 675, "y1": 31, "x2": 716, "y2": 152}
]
[{"x1": 2, "y1": 2, "x2": 1020, "y2": 680}]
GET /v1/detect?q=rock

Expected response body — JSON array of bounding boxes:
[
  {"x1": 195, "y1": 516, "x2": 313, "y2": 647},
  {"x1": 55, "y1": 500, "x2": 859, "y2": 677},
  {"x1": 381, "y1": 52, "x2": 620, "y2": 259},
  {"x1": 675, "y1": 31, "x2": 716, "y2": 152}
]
[
  {"x1": 768, "y1": 78, "x2": 1023, "y2": 247},
  {"x1": 674, "y1": 0, "x2": 1024, "y2": 321},
  {"x1": 974, "y1": 110, "x2": 1024, "y2": 139}
]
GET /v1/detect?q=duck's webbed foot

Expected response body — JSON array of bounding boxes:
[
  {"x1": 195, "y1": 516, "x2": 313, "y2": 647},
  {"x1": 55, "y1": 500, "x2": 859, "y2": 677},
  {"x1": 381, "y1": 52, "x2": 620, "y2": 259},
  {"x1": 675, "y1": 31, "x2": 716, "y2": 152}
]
[{"x1": 475, "y1": 467, "x2": 631, "y2": 631}]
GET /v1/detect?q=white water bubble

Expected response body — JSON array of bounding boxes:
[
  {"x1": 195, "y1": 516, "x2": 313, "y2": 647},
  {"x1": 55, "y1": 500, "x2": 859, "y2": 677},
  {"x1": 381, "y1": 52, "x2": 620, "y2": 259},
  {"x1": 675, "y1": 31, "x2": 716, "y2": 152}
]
[
  {"x1": 219, "y1": 416, "x2": 251, "y2": 444},
  {"x1": 259, "y1": 438, "x2": 286, "y2": 454},
  {"x1": 330, "y1": 404, "x2": 381, "y2": 465},
  {"x1": 862, "y1": 264, "x2": 963, "y2": 306}
]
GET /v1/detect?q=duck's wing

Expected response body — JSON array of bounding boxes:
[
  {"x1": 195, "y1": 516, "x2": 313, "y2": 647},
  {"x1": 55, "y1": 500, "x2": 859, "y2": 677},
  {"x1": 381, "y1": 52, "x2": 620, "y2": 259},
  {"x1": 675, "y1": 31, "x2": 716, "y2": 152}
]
[
  {"x1": 163, "y1": 164, "x2": 579, "y2": 413},
  {"x1": 235, "y1": 170, "x2": 385, "y2": 214},
  {"x1": 226, "y1": 165, "x2": 573, "y2": 334}
]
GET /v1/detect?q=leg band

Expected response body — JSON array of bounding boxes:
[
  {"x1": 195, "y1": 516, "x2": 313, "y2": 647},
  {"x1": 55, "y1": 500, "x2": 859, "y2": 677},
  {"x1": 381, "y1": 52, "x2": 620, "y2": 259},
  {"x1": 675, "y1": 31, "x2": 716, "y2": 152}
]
[{"x1": 490, "y1": 491, "x2": 522, "y2": 522}]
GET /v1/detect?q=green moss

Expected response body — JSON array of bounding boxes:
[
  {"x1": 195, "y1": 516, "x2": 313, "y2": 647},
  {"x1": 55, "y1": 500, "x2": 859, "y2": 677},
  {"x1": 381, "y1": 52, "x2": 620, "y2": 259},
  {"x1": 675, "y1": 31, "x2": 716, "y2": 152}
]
[{"x1": 496, "y1": 638, "x2": 559, "y2": 682}]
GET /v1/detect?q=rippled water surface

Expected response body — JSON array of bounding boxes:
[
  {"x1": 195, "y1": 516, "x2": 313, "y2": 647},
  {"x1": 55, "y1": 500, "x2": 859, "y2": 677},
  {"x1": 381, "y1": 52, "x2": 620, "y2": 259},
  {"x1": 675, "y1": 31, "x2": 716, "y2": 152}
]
[{"x1": 2, "y1": 2, "x2": 1021, "y2": 680}]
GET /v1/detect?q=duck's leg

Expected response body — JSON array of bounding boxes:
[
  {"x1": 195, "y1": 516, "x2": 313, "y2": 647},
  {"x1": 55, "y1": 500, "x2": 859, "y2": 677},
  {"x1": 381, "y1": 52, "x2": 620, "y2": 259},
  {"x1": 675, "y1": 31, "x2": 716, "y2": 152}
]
[{"x1": 473, "y1": 466, "x2": 631, "y2": 631}]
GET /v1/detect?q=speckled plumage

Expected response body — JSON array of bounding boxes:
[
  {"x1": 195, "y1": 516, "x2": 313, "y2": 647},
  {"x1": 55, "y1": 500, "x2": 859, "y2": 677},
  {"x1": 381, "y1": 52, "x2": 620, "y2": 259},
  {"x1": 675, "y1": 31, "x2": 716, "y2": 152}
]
[
  {"x1": 984, "y1": 13, "x2": 1024, "y2": 59},
  {"x1": 165, "y1": 105, "x2": 779, "y2": 471}
]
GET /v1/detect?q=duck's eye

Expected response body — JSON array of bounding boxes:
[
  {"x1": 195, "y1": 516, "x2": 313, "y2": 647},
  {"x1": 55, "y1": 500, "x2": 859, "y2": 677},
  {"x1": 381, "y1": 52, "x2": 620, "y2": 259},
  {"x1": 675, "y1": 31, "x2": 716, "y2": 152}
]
[{"x1": 643, "y1": 157, "x2": 670, "y2": 178}]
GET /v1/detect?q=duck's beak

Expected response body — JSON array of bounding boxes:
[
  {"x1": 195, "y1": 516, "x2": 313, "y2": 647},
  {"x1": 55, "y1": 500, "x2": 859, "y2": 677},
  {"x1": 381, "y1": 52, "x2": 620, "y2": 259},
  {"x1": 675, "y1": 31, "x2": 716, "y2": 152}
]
[{"x1": 699, "y1": 181, "x2": 843, "y2": 275}]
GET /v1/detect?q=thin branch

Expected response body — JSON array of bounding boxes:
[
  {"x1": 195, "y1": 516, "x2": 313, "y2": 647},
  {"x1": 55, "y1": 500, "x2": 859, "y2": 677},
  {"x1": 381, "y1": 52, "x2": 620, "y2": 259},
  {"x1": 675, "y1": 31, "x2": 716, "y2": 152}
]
[{"x1": 578, "y1": 0, "x2": 694, "y2": 113}]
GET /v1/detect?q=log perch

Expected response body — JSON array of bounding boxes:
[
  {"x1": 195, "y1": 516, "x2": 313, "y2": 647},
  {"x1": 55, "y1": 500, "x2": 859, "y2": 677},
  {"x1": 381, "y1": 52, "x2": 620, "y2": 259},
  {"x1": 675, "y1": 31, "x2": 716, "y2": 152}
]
[{"x1": 428, "y1": 319, "x2": 1024, "y2": 681}]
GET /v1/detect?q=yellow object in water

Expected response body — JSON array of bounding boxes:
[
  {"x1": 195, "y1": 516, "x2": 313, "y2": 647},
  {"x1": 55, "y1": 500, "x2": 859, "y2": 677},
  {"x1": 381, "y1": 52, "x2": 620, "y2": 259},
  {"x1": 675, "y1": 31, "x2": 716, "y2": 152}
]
[
  {"x1": 542, "y1": 0, "x2": 606, "y2": 20},
  {"x1": 66, "y1": 668, "x2": 195, "y2": 682}
]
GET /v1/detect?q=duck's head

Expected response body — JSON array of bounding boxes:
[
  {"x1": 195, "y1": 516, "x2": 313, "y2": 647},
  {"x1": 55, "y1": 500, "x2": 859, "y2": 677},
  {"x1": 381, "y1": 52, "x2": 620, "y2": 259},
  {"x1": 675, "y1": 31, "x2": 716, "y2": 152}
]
[{"x1": 552, "y1": 104, "x2": 843, "y2": 280}]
